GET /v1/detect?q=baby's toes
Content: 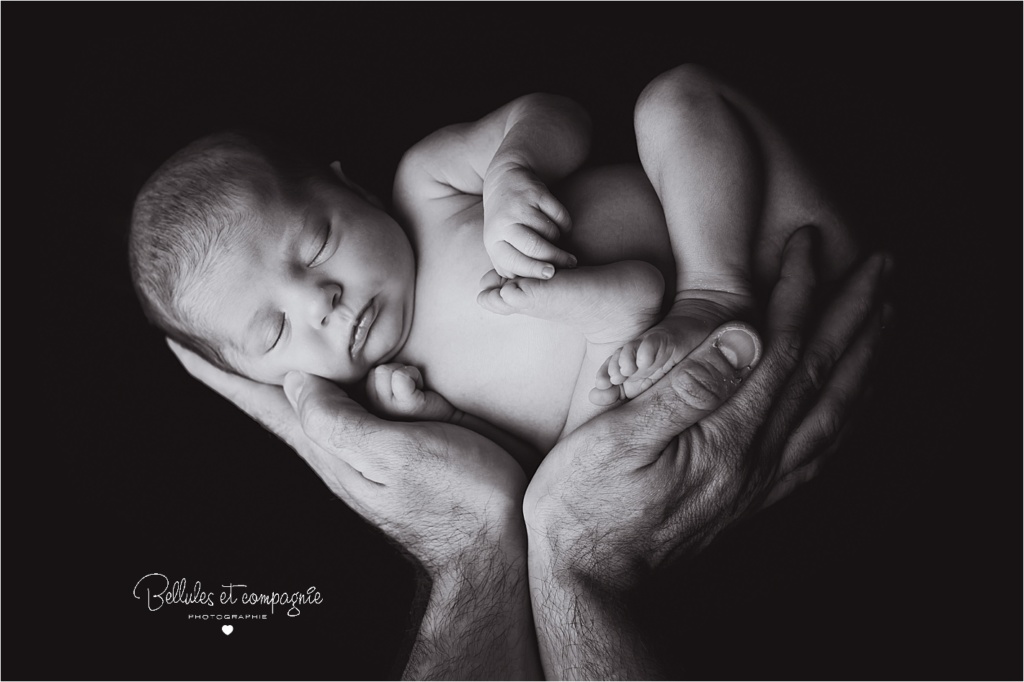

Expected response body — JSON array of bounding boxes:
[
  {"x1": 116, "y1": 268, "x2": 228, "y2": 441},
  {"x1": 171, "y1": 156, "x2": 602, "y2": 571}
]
[
  {"x1": 589, "y1": 384, "x2": 626, "y2": 406},
  {"x1": 595, "y1": 352, "x2": 616, "y2": 390},
  {"x1": 616, "y1": 341, "x2": 640, "y2": 380},
  {"x1": 634, "y1": 330, "x2": 672, "y2": 373},
  {"x1": 498, "y1": 278, "x2": 538, "y2": 310},
  {"x1": 620, "y1": 347, "x2": 680, "y2": 400},
  {"x1": 604, "y1": 347, "x2": 629, "y2": 386}
]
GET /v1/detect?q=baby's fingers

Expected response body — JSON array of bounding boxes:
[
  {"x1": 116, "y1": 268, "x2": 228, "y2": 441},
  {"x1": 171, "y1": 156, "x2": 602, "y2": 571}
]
[
  {"x1": 391, "y1": 369, "x2": 419, "y2": 400},
  {"x1": 492, "y1": 239, "x2": 572, "y2": 281},
  {"x1": 534, "y1": 191, "x2": 572, "y2": 234},
  {"x1": 508, "y1": 221, "x2": 576, "y2": 268},
  {"x1": 367, "y1": 364, "x2": 397, "y2": 405},
  {"x1": 397, "y1": 364, "x2": 425, "y2": 390}
]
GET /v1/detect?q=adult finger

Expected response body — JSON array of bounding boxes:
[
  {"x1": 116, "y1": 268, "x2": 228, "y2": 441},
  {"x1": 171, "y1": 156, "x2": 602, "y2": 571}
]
[
  {"x1": 760, "y1": 252, "x2": 888, "y2": 471},
  {"x1": 778, "y1": 296, "x2": 891, "y2": 477},
  {"x1": 167, "y1": 339, "x2": 307, "y2": 449},
  {"x1": 283, "y1": 371, "x2": 391, "y2": 481},
  {"x1": 701, "y1": 226, "x2": 820, "y2": 452},
  {"x1": 580, "y1": 323, "x2": 762, "y2": 463},
  {"x1": 170, "y1": 340, "x2": 372, "y2": 509}
]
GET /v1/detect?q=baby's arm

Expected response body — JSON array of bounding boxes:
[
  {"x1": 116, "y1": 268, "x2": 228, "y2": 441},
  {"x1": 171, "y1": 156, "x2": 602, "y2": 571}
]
[
  {"x1": 366, "y1": 364, "x2": 541, "y2": 473},
  {"x1": 394, "y1": 93, "x2": 591, "y2": 280}
]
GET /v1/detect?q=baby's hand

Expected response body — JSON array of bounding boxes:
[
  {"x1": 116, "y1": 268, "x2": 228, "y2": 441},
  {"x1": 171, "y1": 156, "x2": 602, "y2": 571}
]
[
  {"x1": 366, "y1": 363, "x2": 458, "y2": 423},
  {"x1": 482, "y1": 163, "x2": 577, "y2": 280}
]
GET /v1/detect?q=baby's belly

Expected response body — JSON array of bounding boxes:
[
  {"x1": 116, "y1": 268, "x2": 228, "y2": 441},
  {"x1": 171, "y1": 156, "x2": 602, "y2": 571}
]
[
  {"x1": 401, "y1": 227, "x2": 588, "y2": 452},
  {"x1": 399, "y1": 164, "x2": 673, "y2": 453}
]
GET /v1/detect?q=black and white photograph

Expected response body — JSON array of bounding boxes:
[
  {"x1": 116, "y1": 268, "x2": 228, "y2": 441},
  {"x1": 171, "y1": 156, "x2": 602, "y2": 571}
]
[{"x1": 5, "y1": 5, "x2": 1019, "y2": 680}]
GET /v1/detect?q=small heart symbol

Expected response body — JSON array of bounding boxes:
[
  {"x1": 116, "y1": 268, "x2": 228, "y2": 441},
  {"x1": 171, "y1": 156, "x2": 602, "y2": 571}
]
[{"x1": 222, "y1": 625, "x2": 233, "y2": 635}]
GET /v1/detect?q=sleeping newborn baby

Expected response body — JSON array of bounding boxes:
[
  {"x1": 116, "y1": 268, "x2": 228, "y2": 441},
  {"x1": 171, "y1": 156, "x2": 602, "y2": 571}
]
[{"x1": 130, "y1": 66, "x2": 774, "y2": 467}]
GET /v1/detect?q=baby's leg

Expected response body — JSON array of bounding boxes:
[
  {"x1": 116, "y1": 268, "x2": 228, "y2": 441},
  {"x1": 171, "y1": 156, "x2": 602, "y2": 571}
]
[
  {"x1": 604, "y1": 64, "x2": 858, "y2": 399},
  {"x1": 478, "y1": 260, "x2": 666, "y2": 436},
  {"x1": 477, "y1": 260, "x2": 664, "y2": 345},
  {"x1": 636, "y1": 64, "x2": 858, "y2": 293}
]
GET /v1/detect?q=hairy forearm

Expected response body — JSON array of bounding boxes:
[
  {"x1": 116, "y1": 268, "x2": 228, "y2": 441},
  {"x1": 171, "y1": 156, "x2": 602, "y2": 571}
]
[
  {"x1": 529, "y1": 553, "x2": 664, "y2": 681},
  {"x1": 403, "y1": 533, "x2": 541, "y2": 681}
]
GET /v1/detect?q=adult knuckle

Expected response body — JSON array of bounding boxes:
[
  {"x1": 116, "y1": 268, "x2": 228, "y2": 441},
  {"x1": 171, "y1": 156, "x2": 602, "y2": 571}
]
[
  {"x1": 801, "y1": 346, "x2": 833, "y2": 391},
  {"x1": 814, "y1": 409, "x2": 844, "y2": 445},
  {"x1": 771, "y1": 328, "x2": 804, "y2": 368},
  {"x1": 671, "y1": 363, "x2": 725, "y2": 412},
  {"x1": 299, "y1": 406, "x2": 330, "y2": 442}
]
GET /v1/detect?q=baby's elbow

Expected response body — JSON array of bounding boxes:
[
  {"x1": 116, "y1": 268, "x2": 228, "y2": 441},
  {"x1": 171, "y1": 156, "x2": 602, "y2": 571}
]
[{"x1": 517, "y1": 92, "x2": 591, "y2": 134}]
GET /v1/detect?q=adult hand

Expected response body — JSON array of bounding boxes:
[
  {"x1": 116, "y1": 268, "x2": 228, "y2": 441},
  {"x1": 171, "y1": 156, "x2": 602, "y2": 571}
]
[
  {"x1": 524, "y1": 227, "x2": 890, "y2": 679},
  {"x1": 167, "y1": 348, "x2": 539, "y2": 679}
]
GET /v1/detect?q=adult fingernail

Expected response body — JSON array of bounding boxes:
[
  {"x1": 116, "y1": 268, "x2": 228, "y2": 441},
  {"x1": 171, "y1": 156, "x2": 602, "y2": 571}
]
[
  {"x1": 541, "y1": 265, "x2": 555, "y2": 279},
  {"x1": 567, "y1": 256, "x2": 578, "y2": 268},
  {"x1": 882, "y1": 302, "x2": 896, "y2": 330},
  {"x1": 283, "y1": 371, "x2": 306, "y2": 408},
  {"x1": 882, "y1": 253, "x2": 895, "y2": 279},
  {"x1": 715, "y1": 326, "x2": 761, "y2": 369}
]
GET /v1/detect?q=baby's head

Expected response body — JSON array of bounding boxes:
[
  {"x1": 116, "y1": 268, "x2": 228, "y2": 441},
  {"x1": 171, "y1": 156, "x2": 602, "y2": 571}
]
[{"x1": 129, "y1": 131, "x2": 416, "y2": 386}]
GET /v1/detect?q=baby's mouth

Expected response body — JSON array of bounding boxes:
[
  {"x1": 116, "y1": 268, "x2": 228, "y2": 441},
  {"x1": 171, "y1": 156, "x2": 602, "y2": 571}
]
[{"x1": 349, "y1": 299, "x2": 377, "y2": 358}]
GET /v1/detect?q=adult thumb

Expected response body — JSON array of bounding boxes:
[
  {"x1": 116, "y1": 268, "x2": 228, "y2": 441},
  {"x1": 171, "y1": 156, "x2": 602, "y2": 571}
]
[
  {"x1": 595, "y1": 323, "x2": 762, "y2": 456},
  {"x1": 283, "y1": 371, "x2": 380, "y2": 470}
]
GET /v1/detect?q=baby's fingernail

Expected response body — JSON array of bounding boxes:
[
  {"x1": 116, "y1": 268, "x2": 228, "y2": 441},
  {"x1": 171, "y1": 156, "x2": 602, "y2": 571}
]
[
  {"x1": 568, "y1": 256, "x2": 578, "y2": 268},
  {"x1": 541, "y1": 265, "x2": 555, "y2": 279},
  {"x1": 714, "y1": 326, "x2": 761, "y2": 369},
  {"x1": 283, "y1": 371, "x2": 307, "y2": 407}
]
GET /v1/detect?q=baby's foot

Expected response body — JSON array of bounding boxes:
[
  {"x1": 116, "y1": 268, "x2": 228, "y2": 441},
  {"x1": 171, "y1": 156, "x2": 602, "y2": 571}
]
[
  {"x1": 476, "y1": 260, "x2": 665, "y2": 345},
  {"x1": 365, "y1": 363, "x2": 457, "y2": 422},
  {"x1": 591, "y1": 292, "x2": 756, "y2": 405}
]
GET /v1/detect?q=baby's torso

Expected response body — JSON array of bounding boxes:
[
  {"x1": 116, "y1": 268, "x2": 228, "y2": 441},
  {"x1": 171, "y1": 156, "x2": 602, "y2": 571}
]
[{"x1": 397, "y1": 164, "x2": 674, "y2": 452}]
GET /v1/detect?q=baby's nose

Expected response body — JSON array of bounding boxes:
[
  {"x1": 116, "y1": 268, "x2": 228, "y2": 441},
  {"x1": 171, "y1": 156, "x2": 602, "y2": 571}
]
[{"x1": 312, "y1": 284, "x2": 344, "y2": 327}]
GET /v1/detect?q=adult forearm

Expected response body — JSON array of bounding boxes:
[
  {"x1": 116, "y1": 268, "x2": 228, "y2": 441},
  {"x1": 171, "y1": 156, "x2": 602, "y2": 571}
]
[
  {"x1": 403, "y1": 537, "x2": 541, "y2": 680},
  {"x1": 529, "y1": 553, "x2": 664, "y2": 681}
]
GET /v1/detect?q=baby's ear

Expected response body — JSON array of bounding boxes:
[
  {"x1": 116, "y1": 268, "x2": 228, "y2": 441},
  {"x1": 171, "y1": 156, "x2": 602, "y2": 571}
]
[{"x1": 329, "y1": 161, "x2": 383, "y2": 209}]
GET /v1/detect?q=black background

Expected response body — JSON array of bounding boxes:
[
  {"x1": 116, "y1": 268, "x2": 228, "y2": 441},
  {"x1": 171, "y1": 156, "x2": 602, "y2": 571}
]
[{"x1": 5, "y1": 5, "x2": 1019, "y2": 680}]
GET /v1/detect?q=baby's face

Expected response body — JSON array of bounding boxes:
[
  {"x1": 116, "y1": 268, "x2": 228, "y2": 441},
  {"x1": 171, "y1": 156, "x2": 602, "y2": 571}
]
[{"x1": 190, "y1": 175, "x2": 416, "y2": 385}]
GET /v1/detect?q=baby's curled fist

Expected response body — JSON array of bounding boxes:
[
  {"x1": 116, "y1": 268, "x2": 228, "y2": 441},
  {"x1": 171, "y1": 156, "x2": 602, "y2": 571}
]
[{"x1": 365, "y1": 363, "x2": 458, "y2": 423}]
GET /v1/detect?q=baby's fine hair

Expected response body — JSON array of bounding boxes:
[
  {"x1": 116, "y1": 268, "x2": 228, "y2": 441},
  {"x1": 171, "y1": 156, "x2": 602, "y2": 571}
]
[{"x1": 128, "y1": 130, "x2": 332, "y2": 373}]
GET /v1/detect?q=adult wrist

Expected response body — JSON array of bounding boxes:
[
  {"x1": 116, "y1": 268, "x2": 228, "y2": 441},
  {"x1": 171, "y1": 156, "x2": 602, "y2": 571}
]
[
  {"x1": 423, "y1": 496, "x2": 527, "y2": 580},
  {"x1": 525, "y1": 510, "x2": 642, "y2": 596}
]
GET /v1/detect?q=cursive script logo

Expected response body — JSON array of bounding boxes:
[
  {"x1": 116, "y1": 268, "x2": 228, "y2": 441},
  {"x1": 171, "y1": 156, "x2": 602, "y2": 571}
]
[{"x1": 133, "y1": 573, "x2": 324, "y2": 617}]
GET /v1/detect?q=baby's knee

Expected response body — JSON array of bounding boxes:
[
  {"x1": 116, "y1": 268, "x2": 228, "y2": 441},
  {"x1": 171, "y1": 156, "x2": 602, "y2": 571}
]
[{"x1": 634, "y1": 63, "x2": 720, "y2": 130}]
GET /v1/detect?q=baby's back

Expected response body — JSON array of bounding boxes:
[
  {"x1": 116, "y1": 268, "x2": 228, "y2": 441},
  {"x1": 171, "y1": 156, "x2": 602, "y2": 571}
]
[{"x1": 397, "y1": 164, "x2": 673, "y2": 452}]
